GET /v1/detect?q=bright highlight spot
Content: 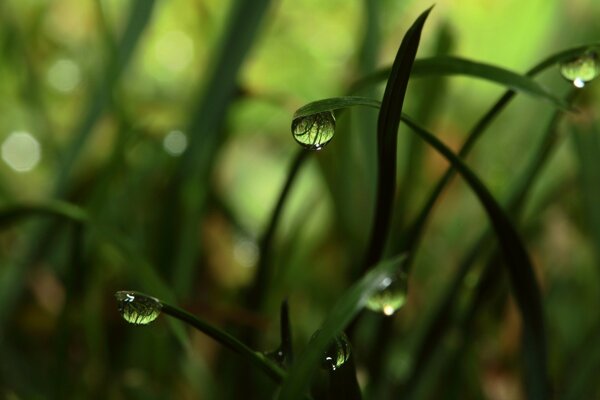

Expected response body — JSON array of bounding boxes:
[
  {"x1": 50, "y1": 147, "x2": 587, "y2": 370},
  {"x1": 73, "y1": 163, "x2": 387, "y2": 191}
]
[
  {"x1": 163, "y1": 130, "x2": 188, "y2": 156},
  {"x1": 47, "y1": 59, "x2": 81, "y2": 92},
  {"x1": 1, "y1": 131, "x2": 42, "y2": 172},
  {"x1": 573, "y1": 78, "x2": 585, "y2": 88},
  {"x1": 233, "y1": 237, "x2": 259, "y2": 268},
  {"x1": 154, "y1": 31, "x2": 194, "y2": 72},
  {"x1": 383, "y1": 304, "x2": 395, "y2": 316}
]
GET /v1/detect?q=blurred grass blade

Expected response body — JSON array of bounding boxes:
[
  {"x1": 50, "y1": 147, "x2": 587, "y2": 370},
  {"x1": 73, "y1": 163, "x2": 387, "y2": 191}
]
[
  {"x1": 55, "y1": 0, "x2": 156, "y2": 192},
  {"x1": 362, "y1": 6, "x2": 433, "y2": 274},
  {"x1": 399, "y1": 115, "x2": 548, "y2": 399},
  {"x1": 172, "y1": 0, "x2": 274, "y2": 296},
  {"x1": 277, "y1": 254, "x2": 407, "y2": 400},
  {"x1": 0, "y1": 202, "x2": 189, "y2": 346}
]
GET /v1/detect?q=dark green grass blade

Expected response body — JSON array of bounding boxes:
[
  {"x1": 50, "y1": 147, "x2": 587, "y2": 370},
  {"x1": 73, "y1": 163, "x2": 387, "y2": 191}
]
[
  {"x1": 280, "y1": 299, "x2": 294, "y2": 367},
  {"x1": 352, "y1": 56, "x2": 571, "y2": 110},
  {"x1": 357, "y1": 6, "x2": 433, "y2": 275},
  {"x1": 157, "y1": 300, "x2": 286, "y2": 384},
  {"x1": 399, "y1": 44, "x2": 599, "y2": 274},
  {"x1": 277, "y1": 254, "x2": 407, "y2": 400},
  {"x1": 399, "y1": 115, "x2": 548, "y2": 399},
  {"x1": 400, "y1": 95, "x2": 574, "y2": 398}
]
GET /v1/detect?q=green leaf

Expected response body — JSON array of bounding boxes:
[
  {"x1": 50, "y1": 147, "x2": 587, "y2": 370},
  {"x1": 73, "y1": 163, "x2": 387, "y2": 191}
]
[
  {"x1": 399, "y1": 115, "x2": 548, "y2": 400},
  {"x1": 277, "y1": 254, "x2": 407, "y2": 400}
]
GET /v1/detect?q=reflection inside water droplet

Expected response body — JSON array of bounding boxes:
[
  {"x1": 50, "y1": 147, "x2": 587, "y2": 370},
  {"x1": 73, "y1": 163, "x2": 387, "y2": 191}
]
[
  {"x1": 560, "y1": 51, "x2": 600, "y2": 88},
  {"x1": 115, "y1": 291, "x2": 162, "y2": 325},
  {"x1": 366, "y1": 271, "x2": 408, "y2": 316},
  {"x1": 311, "y1": 331, "x2": 352, "y2": 371},
  {"x1": 291, "y1": 111, "x2": 336, "y2": 150}
]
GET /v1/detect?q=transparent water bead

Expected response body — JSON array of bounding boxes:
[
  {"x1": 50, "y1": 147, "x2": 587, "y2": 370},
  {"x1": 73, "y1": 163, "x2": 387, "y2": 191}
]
[
  {"x1": 310, "y1": 331, "x2": 352, "y2": 371},
  {"x1": 365, "y1": 272, "x2": 408, "y2": 316},
  {"x1": 115, "y1": 291, "x2": 162, "y2": 325},
  {"x1": 291, "y1": 111, "x2": 336, "y2": 150},
  {"x1": 560, "y1": 51, "x2": 600, "y2": 88}
]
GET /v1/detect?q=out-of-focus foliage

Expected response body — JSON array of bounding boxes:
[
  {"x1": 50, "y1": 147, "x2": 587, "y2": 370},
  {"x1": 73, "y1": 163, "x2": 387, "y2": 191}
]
[{"x1": 1, "y1": 0, "x2": 599, "y2": 398}]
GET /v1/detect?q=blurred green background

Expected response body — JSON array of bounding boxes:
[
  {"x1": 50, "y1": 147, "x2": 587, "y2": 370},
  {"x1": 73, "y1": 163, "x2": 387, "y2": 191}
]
[{"x1": 1, "y1": 0, "x2": 599, "y2": 398}]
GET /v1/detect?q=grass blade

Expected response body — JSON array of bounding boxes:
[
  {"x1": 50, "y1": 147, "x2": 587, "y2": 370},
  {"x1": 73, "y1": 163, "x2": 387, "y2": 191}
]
[
  {"x1": 400, "y1": 94, "x2": 575, "y2": 398},
  {"x1": 359, "y1": 6, "x2": 433, "y2": 274},
  {"x1": 277, "y1": 254, "x2": 407, "y2": 400},
  {"x1": 352, "y1": 56, "x2": 572, "y2": 110},
  {"x1": 399, "y1": 114, "x2": 548, "y2": 399},
  {"x1": 156, "y1": 299, "x2": 286, "y2": 384}
]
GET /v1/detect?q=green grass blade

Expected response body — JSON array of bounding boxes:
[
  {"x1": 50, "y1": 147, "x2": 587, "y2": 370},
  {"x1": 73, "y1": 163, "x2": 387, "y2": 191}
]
[
  {"x1": 157, "y1": 300, "x2": 286, "y2": 384},
  {"x1": 277, "y1": 254, "x2": 407, "y2": 400},
  {"x1": 399, "y1": 115, "x2": 548, "y2": 399},
  {"x1": 400, "y1": 97, "x2": 574, "y2": 398},
  {"x1": 279, "y1": 299, "x2": 294, "y2": 367},
  {"x1": 360, "y1": 6, "x2": 433, "y2": 274},
  {"x1": 352, "y1": 56, "x2": 571, "y2": 110},
  {"x1": 293, "y1": 97, "x2": 381, "y2": 119}
]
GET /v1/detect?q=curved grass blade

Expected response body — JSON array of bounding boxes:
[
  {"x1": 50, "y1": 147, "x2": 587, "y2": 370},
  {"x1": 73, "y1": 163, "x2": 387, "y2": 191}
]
[
  {"x1": 156, "y1": 299, "x2": 286, "y2": 384},
  {"x1": 352, "y1": 56, "x2": 571, "y2": 110},
  {"x1": 399, "y1": 115, "x2": 548, "y2": 399},
  {"x1": 400, "y1": 95, "x2": 575, "y2": 398},
  {"x1": 361, "y1": 6, "x2": 433, "y2": 274},
  {"x1": 277, "y1": 254, "x2": 407, "y2": 400}
]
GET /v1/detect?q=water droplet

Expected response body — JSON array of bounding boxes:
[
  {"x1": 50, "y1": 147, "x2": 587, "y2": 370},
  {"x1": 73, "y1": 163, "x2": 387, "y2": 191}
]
[
  {"x1": 365, "y1": 272, "x2": 408, "y2": 316},
  {"x1": 291, "y1": 111, "x2": 335, "y2": 150},
  {"x1": 311, "y1": 331, "x2": 352, "y2": 371},
  {"x1": 560, "y1": 51, "x2": 600, "y2": 88},
  {"x1": 115, "y1": 291, "x2": 162, "y2": 325}
]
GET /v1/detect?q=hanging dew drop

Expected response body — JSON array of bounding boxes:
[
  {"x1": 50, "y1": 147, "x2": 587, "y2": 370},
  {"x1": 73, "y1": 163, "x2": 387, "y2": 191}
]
[
  {"x1": 291, "y1": 111, "x2": 336, "y2": 150},
  {"x1": 311, "y1": 331, "x2": 352, "y2": 371},
  {"x1": 365, "y1": 272, "x2": 408, "y2": 316},
  {"x1": 560, "y1": 51, "x2": 600, "y2": 88},
  {"x1": 115, "y1": 291, "x2": 162, "y2": 325}
]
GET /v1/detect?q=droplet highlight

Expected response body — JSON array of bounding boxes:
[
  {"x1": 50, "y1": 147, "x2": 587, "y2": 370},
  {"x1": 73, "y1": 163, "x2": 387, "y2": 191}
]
[
  {"x1": 560, "y1": 51, "x2": 600, "y2": 88},
  {"x1": 291, "y1": 111, "x2": 335, "y2": 150},
  {"x1": 365, "y1": 272, "x2": 408, "y2": 316},
  {"x1": 115, "y1": 291, "x2": 162, "y2": 325},
  {"x1": 311, "y1": 331, "x2": 352, "y2": 371}
]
